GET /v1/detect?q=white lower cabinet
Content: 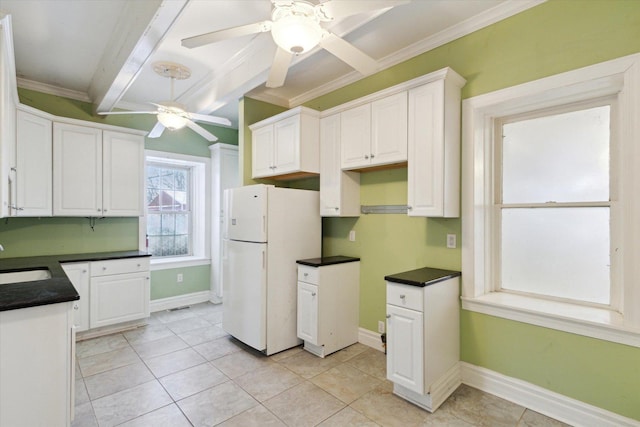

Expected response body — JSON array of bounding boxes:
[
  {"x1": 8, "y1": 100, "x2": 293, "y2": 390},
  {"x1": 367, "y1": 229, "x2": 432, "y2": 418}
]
[
  {"x1": 62, "y1": 257, "x2": 150, "y2": 332},
  {"x1": 90, "y1": 258, "x2": 150, "y2": 329},
  {"x1": 0, "y1": 302, "x2": 75, "y2": 426},
  {"x1": 297, "y1": 258, "x2": 360, "y2": 357},
  {"x1": 386, "y1": 272, "x2": 460, "y2": 412}
]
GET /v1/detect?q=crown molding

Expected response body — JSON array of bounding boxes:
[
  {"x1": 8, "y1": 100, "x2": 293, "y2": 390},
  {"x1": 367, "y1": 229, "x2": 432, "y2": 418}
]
[
  {"x1": 17, "y1": 77, "x2": 92, "y2": 103},
  {"x1": 287, "y1": 0, "x2": 546, "y2": 108}
]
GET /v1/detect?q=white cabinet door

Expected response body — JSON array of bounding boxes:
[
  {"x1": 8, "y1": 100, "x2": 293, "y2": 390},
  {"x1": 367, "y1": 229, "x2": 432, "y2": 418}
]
[
  {"x1": 61, "y1": 262, "x2": 90, "y2": 332},
  {"x1": 371, "y1": 92, "x2": 408, "y2": 166},
  {"x1": 53, "y1": 123, "x2": 102, "y2": 216},
  {"x1": 407, "y1": 82, "x2": 445, "y2": 217},
  {"x1": 387, "y1": 304, "x2": 424, "y2": 394},
  {"x1": 90, "y1": 272, "x2": 149, "y2": 329},
  {"x1": 320, "y1": 114, "x2": 360, "y2": 217},
  {"x1": 341, "y1": 104, "x2": 371, "y2": 169},
  {"x1": 273, "y1": 114, "x2": 300, "y2": 174},
  {"x1": 297, "y1": 281, "x2": 318, "y2": 344},
  {"x1": 103, "y1": 130, "x2": 144, "y2": 216},
  {"x1": 15, "y1": 110, "x2": 52, "y2": 216},
  {"x1": 252, "y1": 125, "x2": 274, "y2": 178}
]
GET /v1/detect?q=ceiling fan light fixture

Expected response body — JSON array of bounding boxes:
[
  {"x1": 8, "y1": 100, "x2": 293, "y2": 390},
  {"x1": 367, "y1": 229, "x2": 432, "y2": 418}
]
[
  {"x1": 271, "y1": 14, "x2": 322, "y2": 54},
  {"x1": 157, "y1": 112, "x2": 188, "y2": 130}
]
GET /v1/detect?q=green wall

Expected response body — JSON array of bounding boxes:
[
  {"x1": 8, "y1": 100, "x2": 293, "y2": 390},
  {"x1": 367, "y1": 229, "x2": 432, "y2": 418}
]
[
  {"x1": 241, "y1": 0, "x2": 640, "y2": 420},
  {"x1": 2, "y1": 89, "x2": 238, "y2": 300}
]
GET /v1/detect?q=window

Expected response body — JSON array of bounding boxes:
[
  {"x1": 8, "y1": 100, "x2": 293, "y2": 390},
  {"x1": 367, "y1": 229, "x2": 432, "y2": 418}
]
[
  {"x1": 496, "y1": 103, "x2": 614, "y2": 307},
  {"x1": 462, "y1": 54, "x2": 640, "y2": 347},
  {"x1": 141, "y1": 151, "x2": 210, "y2": 269},
  {"x1": 146, "y1": 163, "x2": 191, "y2": 257}
]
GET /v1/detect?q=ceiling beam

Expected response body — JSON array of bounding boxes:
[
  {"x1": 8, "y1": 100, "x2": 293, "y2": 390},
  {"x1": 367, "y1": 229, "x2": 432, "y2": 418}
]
[{"x1": 90, "y1": 0, "x2": 189, "y2": 113}]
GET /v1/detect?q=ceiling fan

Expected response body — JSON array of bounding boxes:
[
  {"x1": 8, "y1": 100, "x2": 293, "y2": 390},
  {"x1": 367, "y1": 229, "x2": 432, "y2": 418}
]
[
  {"x1": 98, "y1": 62, "x2": 231, "y2": 142},
  {"x1": 181, "y1": 0, "x2": 409, "y2": 88}
]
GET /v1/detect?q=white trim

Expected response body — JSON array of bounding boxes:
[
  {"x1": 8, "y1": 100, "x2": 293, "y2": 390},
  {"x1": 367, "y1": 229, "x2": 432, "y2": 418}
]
[
  {"x1": 150, "y1": 257, "x2": 210, "y2": 271},
  {"x1": 149, "y1": 290, "x2": 212, "y2": 313},
  {"x1": 358, "y1": 327, "x2": 385, "y2": 352},
  {"x1": 17, "y1": 77, "x2": 92, "y2": 103},
  {"x1": 461, "y1": 53, "x2": 640, "y2": 344},
  {"x1": 460, "y1": 363, "x2": 640, "y2": 427}
]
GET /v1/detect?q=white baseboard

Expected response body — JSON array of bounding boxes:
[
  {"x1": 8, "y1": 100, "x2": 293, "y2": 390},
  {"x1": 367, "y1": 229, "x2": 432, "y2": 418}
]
[
  {"x1": 150, "y1": 291, "x2": 212, "y2": 313},
  {"x1": 358, "y1": 327, "x2": 385, "y2": 352},
  {"x1": 460, "y1": 362, "x2": 640, "y2": 427}
]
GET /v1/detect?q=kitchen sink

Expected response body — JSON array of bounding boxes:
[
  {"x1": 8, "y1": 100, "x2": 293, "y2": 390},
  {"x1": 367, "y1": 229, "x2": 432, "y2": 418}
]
[{"x1": 0, "y1": 268, "x2": 52, "y2": 285}]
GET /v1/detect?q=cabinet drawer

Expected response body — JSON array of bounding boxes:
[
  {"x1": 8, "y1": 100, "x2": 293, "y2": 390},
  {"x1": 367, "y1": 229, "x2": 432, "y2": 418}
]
[
  {"x1": 91, "y1": 257, "x2": 150, "y2": 277},
  {"x1": 297, "y1": 266, "x2": 319, "y2": 285},
  {"x1": 386, "y1": 282, "x2": 423, "y2": 311}
]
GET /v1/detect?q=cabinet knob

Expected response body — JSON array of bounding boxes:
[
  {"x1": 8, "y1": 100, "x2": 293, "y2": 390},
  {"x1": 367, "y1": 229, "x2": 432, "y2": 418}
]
[
  {"x1": 334, "y1": 207, "x2": 339, "y2": 211},
  {"x1": 82, "y1": 270, "x2": 87, "y2": 273},
  {"x1": 103, "y1": 209, "x2": 108, "y2": 213},
  {"x1": 137, "y1": 264, "x2": 141, "y2": 267},
  {"x1": 370, "y1": 153, "x2": 375, "y2": 158},
  {"x1": 74, "y1": 304, "x2": 79, "y2": 310},
  {"x1": 400, "y1": 294, "x2": 406, "y2": 299},
  {"x1": 97, "y1": 209, "x2": 102, "y2": 212},
  {"x1": 386, "y1": 314, "x2": 391, "y2": 319},
  {"x1": 407, "y1": 206, "x2": 412, "y2": 210},
  {"x1": 304, "y1": 272, "x2": 308, "y2": 277},
  {"x1": 102, "y1": 267, "x2": 107, "y2": 271},
  {"x1": 311, "y1": 292, "x2": 316, "y2": 297},
  {"x1": 364, "y1": 155, "x2": 369, "y2": 159}
]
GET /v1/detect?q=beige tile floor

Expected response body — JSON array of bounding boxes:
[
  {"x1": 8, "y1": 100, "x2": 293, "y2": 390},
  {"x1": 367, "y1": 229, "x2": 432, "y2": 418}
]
[{"x1": 72, "y1": 302, "x2": 571, "y2": 427}]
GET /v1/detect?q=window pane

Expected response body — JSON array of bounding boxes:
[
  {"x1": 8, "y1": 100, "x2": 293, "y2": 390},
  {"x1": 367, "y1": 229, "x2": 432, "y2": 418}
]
[
  {"x1": 175, "y1": 235, "x2": 189, "y2": 255},
  {"x1": 161, "y1": 214, "x2": 175, "y2": 234},
  {"x1": 502, "y1": 106, "x2": 609, "y2": 203},
  {"x1": 501, "y1": 207, "x2": 610, "y2": 304},
  {"x1": 175, "y1": 214, "x2": 189, "y2": 235},
  {"x1": 148, "y1": 236, "x2": 161, "y2": 256},
  {"x1": 147, "y1": 214, "x2": 161, "y2": 236}
]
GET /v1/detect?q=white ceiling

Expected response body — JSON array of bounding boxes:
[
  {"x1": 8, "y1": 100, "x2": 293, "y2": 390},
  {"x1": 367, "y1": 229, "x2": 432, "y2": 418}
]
[{"x1": 1, "y1": 0, "x2": 543, "y2": 130}]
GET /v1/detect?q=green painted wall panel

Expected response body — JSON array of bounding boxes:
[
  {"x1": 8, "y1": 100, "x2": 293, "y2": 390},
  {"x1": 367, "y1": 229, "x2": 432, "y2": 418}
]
[
  {"x1": 150, "y1": 265, "x2": 211, "y2": 300},
  {"x1": 0, "y1": 217, "x2": 138, "y2": 258}
]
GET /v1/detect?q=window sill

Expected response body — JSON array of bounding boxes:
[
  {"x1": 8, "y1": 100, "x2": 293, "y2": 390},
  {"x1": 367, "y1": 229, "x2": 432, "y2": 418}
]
[
  {"x1": 150, "y1": 256, "x2": 210, "y2": 271},
  {"x1": 461, "y1": 292, "x2": 640, "y2": 348}
]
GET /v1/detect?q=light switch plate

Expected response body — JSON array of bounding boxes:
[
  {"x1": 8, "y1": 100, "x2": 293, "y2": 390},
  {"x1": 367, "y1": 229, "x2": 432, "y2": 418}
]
[{"x1": 447, "y1": 234, "x2": 457, "y2": 249}]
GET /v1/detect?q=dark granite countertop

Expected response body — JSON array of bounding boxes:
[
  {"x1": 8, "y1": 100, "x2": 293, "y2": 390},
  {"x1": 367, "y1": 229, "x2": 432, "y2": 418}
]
[
  {"x1": 384, "y1": 266, "x2": 461, "y2": 287},
  {"x1": 296, "y1": 256, "x2": 360, "y2": 267},
  {"x1": 0, "y1": 251, "x2": 151, "y2": 312}
]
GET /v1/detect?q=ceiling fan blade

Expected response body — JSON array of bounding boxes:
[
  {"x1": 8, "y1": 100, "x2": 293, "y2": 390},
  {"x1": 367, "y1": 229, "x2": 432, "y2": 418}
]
[
  {"x1": 97, "y1": 110, "x2": 157, "y2": 115},
  {"x1": 316, "y1": 0, "x2": 409, "y2": 20},
  {"x1": 181, "y1": 21, "x2": 272, "y2": 49},
  {"x1": 185, "y1": 119, "x2": 219, "y2": 142},
  {"x1": 189, "y1": 113, "x2": 232, "y2": 127},
  {"x1": 148, "y1": 121, "x2": 165, "y2": 138},
  {"x1": 319, "y1": 32, "x2": 378, "y2": 75},
  {"x1": 266, "y1": 48, "x2": 293, "y2": 88}
]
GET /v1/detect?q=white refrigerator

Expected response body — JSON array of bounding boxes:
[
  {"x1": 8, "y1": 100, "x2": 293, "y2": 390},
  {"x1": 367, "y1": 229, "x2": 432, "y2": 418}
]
[{"x1": 222, "y1": 184, "x2": 321, "y2": 355}]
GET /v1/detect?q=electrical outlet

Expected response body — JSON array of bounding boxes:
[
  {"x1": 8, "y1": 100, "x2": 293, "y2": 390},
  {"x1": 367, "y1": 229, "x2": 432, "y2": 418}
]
[
  {"x1": 447, "y1": 234, "x2": 457, "y2": 249},
  {"x1": 349, "y1": 230, "x2": 356, "y2": 242},
  {"x1": 378, "y1": 320, "x2": 385, "y2": 334},
  {"x1": 177, "y1": 273, "x2": 183, "y2": 283}
]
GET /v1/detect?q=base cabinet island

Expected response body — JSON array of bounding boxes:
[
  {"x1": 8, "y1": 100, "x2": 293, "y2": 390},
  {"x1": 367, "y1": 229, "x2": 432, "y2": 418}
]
[{"x1": 385, "y1": 266, "x2": 461, "y2": 412}]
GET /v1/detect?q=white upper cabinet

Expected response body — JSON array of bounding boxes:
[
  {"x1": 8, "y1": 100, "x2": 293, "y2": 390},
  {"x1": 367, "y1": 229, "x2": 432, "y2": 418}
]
[
  {"x1": 102, "y1": 130, "x2": 144, "y2": 216},
  {"x1": 250, "y1": 106, "x2": 320, "y2": 179},
  {"x1": 407, "y1": 70, "x2": 465, "y2": 217},
  {"x1": 53, "y1": 123, "x2": 144, "y2": 217},
  {"x1": 341, "y1": 92, "x2": 408, "y2": 170},
  {"x1": 53, "y1": 123, "x2": 102, "y2": 216},
  {"x1": 15, "y1": 109, "x2": 52, "y2": 216},
  {"x1": 319, "y1": 114, "x2": 360, "y2": 217},
  {"x1": 0, "y1": 16, "x2": 18, "y2": 219}
]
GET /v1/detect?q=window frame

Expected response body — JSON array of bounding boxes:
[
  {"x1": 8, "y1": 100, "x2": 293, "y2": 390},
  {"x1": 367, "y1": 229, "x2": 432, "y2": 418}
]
[
  {"x1": 139, "y1": 150, "x2": 211, "y2": 270},
  {"x1": 461, "y1": 53, "x2": 640, "y2": 347}
]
